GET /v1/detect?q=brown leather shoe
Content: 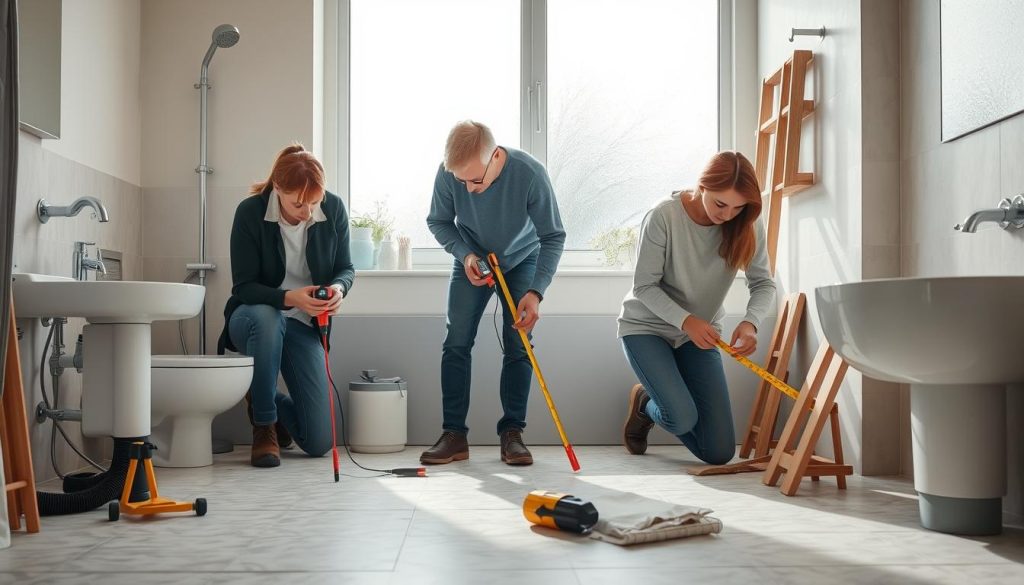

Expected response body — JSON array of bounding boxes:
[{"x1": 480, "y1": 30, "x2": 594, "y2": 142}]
[
  {"x1": 420, "y1": 431, "x2": 469, "y2": 465},
  {"x1": 251, "y1": 424, "x2": 281, "y2": 468},
  {"x1": 623, "y1": 384, "x2": 655, "y2": 455},
  {"x1": 245, "y1": 391, "x2": 292, "y2": 450},
  {"x1": 500, "y1": 429, "x2": 533, "y2": 466}
]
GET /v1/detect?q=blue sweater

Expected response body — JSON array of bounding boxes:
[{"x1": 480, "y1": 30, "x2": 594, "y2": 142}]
[{"x1": 427, "y1": 147, "x2": 566, "y2": 296}]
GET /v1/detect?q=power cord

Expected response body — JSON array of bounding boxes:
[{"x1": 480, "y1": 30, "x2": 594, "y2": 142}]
[
  {"x1": 312, "y1": 290, "x2": 425, "y2": 480},
  {"x1": 492, "y1": 298, "x2": 504, "y2": 353}
]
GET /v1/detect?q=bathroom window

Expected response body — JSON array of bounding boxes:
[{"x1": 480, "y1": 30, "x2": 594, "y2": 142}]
[
  {"x1": 349, "y1": 0, "x2": 521, "y2": 252},
  {"x1": 345, "y1": 0, "x2": 721, "y2": 264}
]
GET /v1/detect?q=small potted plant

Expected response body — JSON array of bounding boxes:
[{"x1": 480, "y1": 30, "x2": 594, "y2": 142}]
[
  {"x1": 349, "y1": 216, "x2": 376, "y2": 270},
  {"x1": 591, "y1": 226, "x2": 639, "y2": 269},
  {"x1": 350, "y1": 216, "x2": 374, "y2": 241},
  {"x1": 351, "y1": 200, "x2": 396, "y2": 269}
]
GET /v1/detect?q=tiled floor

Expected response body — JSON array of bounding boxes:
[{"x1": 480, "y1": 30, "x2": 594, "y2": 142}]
[{"x1": 2, "y1": 445, "x2": 1023, "y2": 584}]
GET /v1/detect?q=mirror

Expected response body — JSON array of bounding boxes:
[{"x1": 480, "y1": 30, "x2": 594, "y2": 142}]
[
  {"x1": 940, "y1": 0, "x2": 1024, "y2": 141},
  {"x1": 18, "y1": 0, "x2": 61, "y2": 139}
]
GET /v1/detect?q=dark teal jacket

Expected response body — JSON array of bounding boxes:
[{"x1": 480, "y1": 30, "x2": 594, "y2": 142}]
[{"x1": 217, "y1": 187, "x2": 355, "y2": 354}]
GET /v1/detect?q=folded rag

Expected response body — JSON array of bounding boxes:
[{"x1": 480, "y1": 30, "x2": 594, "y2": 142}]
[{"x1": 589, "y1": 492, "x2": 722, "y2": 546}]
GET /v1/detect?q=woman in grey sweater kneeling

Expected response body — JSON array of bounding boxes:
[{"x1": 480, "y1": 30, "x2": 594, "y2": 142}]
[{"x1": 617, "y1": 151, "x2": 776, "y2": 465}]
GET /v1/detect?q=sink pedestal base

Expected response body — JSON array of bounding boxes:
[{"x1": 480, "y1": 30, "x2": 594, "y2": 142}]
[
  {"x1": 919, "y1": 493, "x2": 1002, "y2": 536},
  {"x1": 82, "y1": 323, "x2": 152, "y2": 438},
  {"x1": 911, "y1": 384, "x2": 1006, "y2": 535}
]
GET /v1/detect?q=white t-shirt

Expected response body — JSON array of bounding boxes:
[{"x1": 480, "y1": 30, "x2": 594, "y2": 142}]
[{"x1": 264, "y1": 190, "x2": 328, "y2": 326}]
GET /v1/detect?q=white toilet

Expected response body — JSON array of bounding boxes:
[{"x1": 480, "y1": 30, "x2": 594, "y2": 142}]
[{"x1": 149, "y1": 355, "x2": 254, "y2": 467}]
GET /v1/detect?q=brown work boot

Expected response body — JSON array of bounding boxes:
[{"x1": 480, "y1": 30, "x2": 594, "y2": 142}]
[
  {"x1": 251, "y1": 424, "x2": 281, "y2": 468},
  {"x1": 623, "y1": 384, "x2": 655, "y2": 455},
  {"x1": 500, "y1": 428, "x2": 533, "y2": 466},
  {"x1": 420, "y1": 431, "x2": 469, "y2": 465},
  {"x1": 245, "y1": 391, "x2": 292, "y2": 449}
]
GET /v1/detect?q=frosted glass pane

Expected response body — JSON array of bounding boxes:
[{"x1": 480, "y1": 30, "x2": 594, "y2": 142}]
[
  {"x1": 548, "y1": 0, "x2": 719, "y2": 249},
  {"x1": 350, "y1": 0, "x2": 520, "y2": 247},
  {"x1": 941, "y1": 0, "x2": 1024, "y2": 141}
]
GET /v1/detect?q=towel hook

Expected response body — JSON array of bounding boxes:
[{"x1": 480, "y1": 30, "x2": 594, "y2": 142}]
[{"x1": 789, "y1": 26, "x2": 826, "y2": 42}]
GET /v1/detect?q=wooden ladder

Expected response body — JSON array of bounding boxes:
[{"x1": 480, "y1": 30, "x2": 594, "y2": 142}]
[
  {"x1": 688, "y1": 292, "x2": 805, "y2": 476},
  {"x1": 739, "y1": 291, "x2": 806, "y2": 460},
  {"x1": 763, "y1": 342, "x2": 852, "y2": 496},
  {"x1": 1, "y1": 297, "x2": 40, "y2": 534},
  {"x1": 755, "y1": 50, "x2": 816, "y2": 274}
]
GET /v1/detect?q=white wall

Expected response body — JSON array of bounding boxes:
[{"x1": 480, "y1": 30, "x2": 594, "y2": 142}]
[
  {"x1": 14, "y1": 1, "x2": 144, "y2": 483},
  {"x1": 42, "y1": 0, "x2": 142, "y2": 186},
  {"x1": 139, "y1": 0, "x2": 318, "y2": 353},
  {"x1": 900, "y1": 0, "x2": 1024, "y2": 524},
  {"x1": 757, "y1": 0, "x2": 901, "y2": 475}
]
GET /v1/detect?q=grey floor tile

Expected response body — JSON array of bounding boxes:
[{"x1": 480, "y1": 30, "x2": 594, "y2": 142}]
[{"x1": 3, "y1": 446, "x2": 1020, "y2": 584}]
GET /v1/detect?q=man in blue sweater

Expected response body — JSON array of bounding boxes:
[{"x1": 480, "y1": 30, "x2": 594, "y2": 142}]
[{"x1": 422, "y1": 120, "x2": 566, "y2": 466}]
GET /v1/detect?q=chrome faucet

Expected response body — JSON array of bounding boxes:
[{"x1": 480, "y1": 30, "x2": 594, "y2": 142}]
[
  {"x1": 72, "y1": 242, "x2": 106, "y2": 281},
  {"x1": 37, "y1": 196, "x2": 110, "y2": 224},
  {"x1": 954, "y1": 195, "x2": 1024, "y2": 233}
]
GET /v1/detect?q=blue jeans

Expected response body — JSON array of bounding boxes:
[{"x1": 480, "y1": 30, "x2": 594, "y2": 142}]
[
  {"x1": 228, "y1": 304, "x2": 333, "y2": 457},
  {"x1": 621, "y1": 334, "x2": 736, "y2": 465},
  {"x1": 441, "y1": 254, "x2": 538, "y2": 435}
]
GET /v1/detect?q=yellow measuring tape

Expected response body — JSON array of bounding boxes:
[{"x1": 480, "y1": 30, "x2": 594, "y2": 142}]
[{"x1": 715, "y1": 339, "x2": 801, "y2": 401}]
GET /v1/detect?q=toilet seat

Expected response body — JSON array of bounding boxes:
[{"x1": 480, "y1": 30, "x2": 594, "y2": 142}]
[{"x1": 151, "y1": 355, "x2": 253, "y2": 368}]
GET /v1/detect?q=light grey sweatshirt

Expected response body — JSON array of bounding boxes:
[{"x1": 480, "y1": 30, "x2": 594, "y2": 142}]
[{"x1": 617, "y1": 192, "x2": 776, "y2": 347}]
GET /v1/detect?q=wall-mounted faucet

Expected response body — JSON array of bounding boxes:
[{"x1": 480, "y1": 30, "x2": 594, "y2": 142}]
[
  {"x1": 72, "y1": 241, "x2": 106, "y2": 281},
  {"x1": 954, "y1": 195, "x2": 1024, "y2": 233},
  {"x1": 37, "y1": 196, "x2": 110, "y2": 224}
]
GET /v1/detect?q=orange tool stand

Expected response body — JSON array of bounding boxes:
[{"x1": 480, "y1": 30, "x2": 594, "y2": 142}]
[{"x1": 107, "y1": 441, "x2": 207, "y2": 521}]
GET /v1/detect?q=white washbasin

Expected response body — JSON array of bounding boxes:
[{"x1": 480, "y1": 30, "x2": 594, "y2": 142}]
[
  {"x1": 11, "y1": 272, "x2": 204, "y2": 323},
  {"x1": 815, "y1": 275, "x2": 1024, "y2": 536},
  {"x1": 815, "y1": 276, "x2": 1024, "y2": 385}
]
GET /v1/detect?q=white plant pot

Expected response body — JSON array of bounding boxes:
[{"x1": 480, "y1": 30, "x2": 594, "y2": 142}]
[{"x1": 351, "y1": 226, "x2": 373, "y2": 241}]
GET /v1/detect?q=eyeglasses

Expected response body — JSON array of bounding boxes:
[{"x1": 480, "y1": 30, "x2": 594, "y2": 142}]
[{"x1": 455, "y1": 148, "x2": 498, "y2": 187}]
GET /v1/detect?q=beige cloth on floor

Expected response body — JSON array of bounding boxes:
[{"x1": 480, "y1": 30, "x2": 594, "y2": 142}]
[{"x1": 589, "y1": 492, "x2": 722, "y2": 546}]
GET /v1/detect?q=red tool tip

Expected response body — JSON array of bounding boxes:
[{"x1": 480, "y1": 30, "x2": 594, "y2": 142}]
[
  {"x1": 565, "y1": 445, "x2": 581, "y2": 473},
  {"x1": 390, "y1": 467, "x2": 428, "y2": 478}
]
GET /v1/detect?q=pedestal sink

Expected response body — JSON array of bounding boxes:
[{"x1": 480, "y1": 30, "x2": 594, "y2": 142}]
[
  {"x1": 816, "y1": 276, "x2": 1024, "y2": 535},
  {"x1": 11, "y1": 273, "x2": 204, "y2": 438}
]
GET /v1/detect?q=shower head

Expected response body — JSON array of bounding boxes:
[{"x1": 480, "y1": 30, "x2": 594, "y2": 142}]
[
  {"x1": 212, "y1": 24, "x2": 240, "y2": 48},
  {"x1": 201, "y1": 24, "x2": 240, "y2": 72}
]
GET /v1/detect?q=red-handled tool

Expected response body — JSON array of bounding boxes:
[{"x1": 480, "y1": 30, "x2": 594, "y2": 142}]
[
  {"x1": 314, "y1": 286, "x2": 341, "y2": 482},
  {"x1": 484, "y1": 254, "x2": 580, "y2": 473}
]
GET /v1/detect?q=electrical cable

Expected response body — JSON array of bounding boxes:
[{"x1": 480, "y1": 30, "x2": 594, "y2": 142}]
[
  {"x1": 311, "y1": 285, "x2": 425, "y2": 480},
  {"x1": 318, "y1": 331, "x2": 425, "y2": 479}
]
